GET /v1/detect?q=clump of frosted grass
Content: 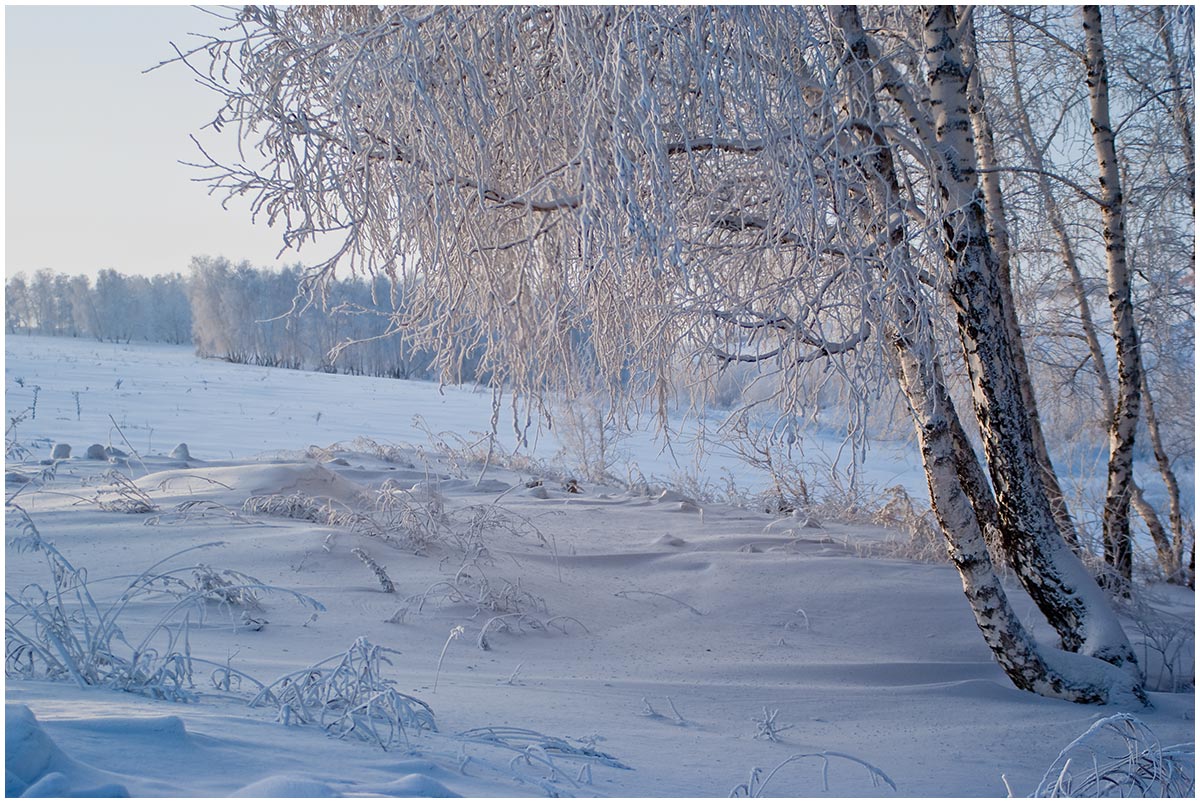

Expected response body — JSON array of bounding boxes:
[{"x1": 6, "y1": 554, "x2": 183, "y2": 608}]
[
  {"x1": 252, "y1": 637, "x2": 436, "y2": 749},
  {"x1": 1033, "y1": 713, "x2": 1194, "y2": 797},
  {"x1": 406, "y1": 564, "x2": 547, "y2": 618},
  {"x1": 1113, "y1": 593, "x2": 1195, "y2": 693},
  {"x1": 5, "y1": 504, "x2": 323, "y2": 702},
  {"x1": 186, "y1": 565, "x2": 266, "y2": 611},
  {"x1": 243, "y1": 491, "x2": 327, "y2": 521},
  {"x1": 476, "y1": 613, "x2": 588, "y2": 651},
  {"x1": 76, "y1": 469, "x2": 158, "y2": 513},
  {"x1": 456, "y1": 725, "x2": 632, "y2": 793}
]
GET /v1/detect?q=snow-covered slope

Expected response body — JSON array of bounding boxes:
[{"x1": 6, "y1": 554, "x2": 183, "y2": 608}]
[{"x1": 4, "y1": 336, "x2": 1194, "y2": 797}]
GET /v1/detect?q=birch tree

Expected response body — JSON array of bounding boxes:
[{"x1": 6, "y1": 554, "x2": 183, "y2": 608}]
[
  {"x1": 177, "y1": 5, "x2": 1148, "y2": 704},
  {"x1": 993, "y1": 6, "x2": 1193, "y2": 586}
]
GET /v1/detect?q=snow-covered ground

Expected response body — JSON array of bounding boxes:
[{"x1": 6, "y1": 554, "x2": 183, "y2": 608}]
[{"x1": 4, "y1": 335, "x2": 1194, "y2": 797}]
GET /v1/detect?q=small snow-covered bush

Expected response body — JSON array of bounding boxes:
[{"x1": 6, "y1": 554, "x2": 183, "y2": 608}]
[
  {"x1": 186, "y1": 565, "x2": 266, "y2": 611},
  {"x1": 250, "y1": 637, "x2": 436, "y2": 749},
  {"x1": 1033, "y1": 713, "x2": 1194, "y2": 797},
  {"x1": 407, "y1": 567, "x2": 547, "y2": 618},
  {"x1": 549, "y1": 393, "x2": 631, "y2": 484},
  {"x1": 6, "y1": 507, "x2": 202, "y2": 701}
]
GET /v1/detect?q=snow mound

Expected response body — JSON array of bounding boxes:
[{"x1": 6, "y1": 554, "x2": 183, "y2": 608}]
[
  {"x1": 138, "y1": 461, "x2": 365, "y2": 502},
  {"x1": 370, "y1": 773, "x2": 461, "y2": 797},
  {"x1": 5, "y1": 705, "x2": 130, "y2": 798}
]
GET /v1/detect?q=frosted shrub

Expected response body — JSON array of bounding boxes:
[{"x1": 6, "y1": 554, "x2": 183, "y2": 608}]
[
  {"x1": 550, "y1": 393, "x2": 630, "y2": 484},
  {"x1": 252, "y1": 637, "x2": 436, "y2": 749},
  {"x1": 752, "y1": 707, "x2": 794, "y2": 742},
  {"x1": 1033, "y1": 714, "x2": 1194, "y2": 797},
  {"x1": 408, "y1": 567, "x2": 547, "y2": 618}
]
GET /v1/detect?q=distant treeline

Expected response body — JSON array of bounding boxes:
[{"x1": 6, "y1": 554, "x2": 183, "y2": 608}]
[
  {"x1": 6, "y1": 269, "x2": 192, "y2": 344},
  {"x1": 4, "y1": 258, "x2": 457, "y2": 382}
]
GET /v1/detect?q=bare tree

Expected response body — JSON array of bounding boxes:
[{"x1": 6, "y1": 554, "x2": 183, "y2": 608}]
[
  {"x1": 992, "y1": 7, "x2": 1192, "y2": 587},
  {"x1": 176, "y1": 5, "x2": 1150, "y2": 704}
]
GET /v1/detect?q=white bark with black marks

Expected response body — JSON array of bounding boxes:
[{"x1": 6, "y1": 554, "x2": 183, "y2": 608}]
[
  {"x1": 919, "y1": 6, "x2": 1140, "y2": 678},
  {"x1": 1083, "y1": 5, "x2": 1142, "y2": 589},
  {"x1": 836, "y1": 6, "x2": 1143, "y2": 705}
]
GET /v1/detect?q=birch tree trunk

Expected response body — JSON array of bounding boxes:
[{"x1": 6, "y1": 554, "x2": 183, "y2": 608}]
[
  {"x1": 1005, "y1": 28, "x2": 1116, "y2": 420},
  {"x1": 835, "y1": 6, "x2": 1144, "y2": 705},
  {"x1": 1007, "y1": 16, "x2": 1190, "y2": 587},
  {"x1": 1154, "y1": 6, "x2": 1196, "y2": 212},
  {"x1": 918, "y1": 5, "x2": 1140, "y2": 676},
  {"x1": 1082, "y1": 5, "x2": 1142, "y2": 591},
  {"x1": 960, "y1": 12, "x2": 1081, "y2": 551}
]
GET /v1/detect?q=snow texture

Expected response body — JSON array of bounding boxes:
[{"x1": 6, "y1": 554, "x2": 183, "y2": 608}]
[{"x1": 4, "y1": 335, "x2": 1194, "y2": 797}]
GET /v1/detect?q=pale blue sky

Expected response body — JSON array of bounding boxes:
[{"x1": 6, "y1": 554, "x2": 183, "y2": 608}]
[{"x1": 6, "y1": 5, "x2": 311, "y2": 279}]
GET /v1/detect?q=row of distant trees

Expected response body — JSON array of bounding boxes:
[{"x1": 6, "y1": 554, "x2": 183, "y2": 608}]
[
  {"x1": 6, "y1": 269, "x2": 192, "y2": 344},
  {"x1": 4, "y1": 258, "x2": 467, "y2": 382}
]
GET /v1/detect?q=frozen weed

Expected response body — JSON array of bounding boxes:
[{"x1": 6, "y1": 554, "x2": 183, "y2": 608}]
[
  {"x1": 614, "y1": 588, "x2": 706, "y2": 616},
  {"x1": 244, "y1": 491, "x2": 327, "y2": 522},
  {"x1": 549, "y1": 392, "x2": 631, "y2": 484},
  {"x1": 730, "y1": 751, "x2": 897, "y2": 796},
  {"x1": 71, "y1": 470, "x2": 159, "y2": 514},
  {"x1": 306, "y1": 436, "x2": 414, "y2": 465},
  {"x1": 784, "y1": 608, "x2": 811, "y2": 632},
  {"x1": 1113, "y1": 592, "x2": 1195, "y2": 693},
  {"x1": 251, "y1": 637, "x2": 436, "y2": 749},
  {"x1": 1032, "y1": 713, "x2": 1194, "y2": 797},
  {"x1": 186, "y1": 565, "x2": 266, "y2": 611},
  {"x1": 457, "y1": 725, "x2": 632, "y2": 791},
  {"x1": 5, "y1": 505, "x2": 323, "y2": 702},
  {"x1": 640, "y1": 696, "x2": 687, "y2": 726},
  {"x1": 145, "y1": 499, "x2": 265, "y2": 527},
  {"x1": 752, "y1": 707, "x2": 794, "y2": 742},
  {"x1": 433, "y1": 625, "x2": 465, "y2": 693},
  {"x1": 393, "y1": 562, "x2": 558, "y2": 633},
  {"x1": 499, "y1": 662, "x2": 524, "y2": 685},
  {"x1": 352, "y1": 547, "x2": 396, "y2": 593},
  {"x1": 5, "y1": 406, "x2": 34, "y2": 461},
  {"x1": 476, "y1": 613, "x2": 588, "y2": 651},
  {"x1": 720, "y1": 413, "x2": 814, "y2": 514}
]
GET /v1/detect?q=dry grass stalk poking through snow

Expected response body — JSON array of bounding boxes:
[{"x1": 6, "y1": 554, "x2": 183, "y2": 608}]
[
  {"x1": 351, "y1": 547, "x2": 396, "y2": 593},
  {"x1": 729, "y1": 751, "x2": 897, "y2": 796},
  {"x1": 76, "y1": 470, "x2": 158, "y2": 514}
]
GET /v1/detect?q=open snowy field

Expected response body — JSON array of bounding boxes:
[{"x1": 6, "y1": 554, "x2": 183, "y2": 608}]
[{"x1": 4, "y1": 335, "x2": 1194, "y2": 797}]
